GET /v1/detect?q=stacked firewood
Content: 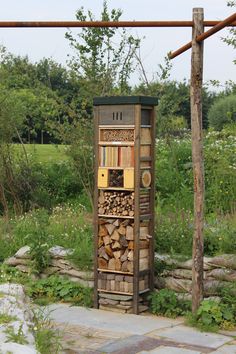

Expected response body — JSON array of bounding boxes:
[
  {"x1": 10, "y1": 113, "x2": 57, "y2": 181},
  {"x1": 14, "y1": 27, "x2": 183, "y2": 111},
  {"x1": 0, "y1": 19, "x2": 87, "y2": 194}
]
[
  {"x1": 98, "y1": 191, "x2": 134, "y2": 217},
  {"x1": 97, "y1": 218, "x2": 150, "y2": 273},
  {"x1": 98, "y1": 273, "x2": 149, "y2": 294}
]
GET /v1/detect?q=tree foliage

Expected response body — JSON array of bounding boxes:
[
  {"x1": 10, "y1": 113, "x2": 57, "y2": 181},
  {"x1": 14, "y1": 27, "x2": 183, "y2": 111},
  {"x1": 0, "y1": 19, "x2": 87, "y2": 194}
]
[
  {"x1": 208, "y1": 95, "x2": 236, "y2": 130},
  {"x1": 65, "y1": 1, "x2": 140, "y2": 95},
  {"x1": 222, "y1": 1, "x2": 236, "y2": 64}
]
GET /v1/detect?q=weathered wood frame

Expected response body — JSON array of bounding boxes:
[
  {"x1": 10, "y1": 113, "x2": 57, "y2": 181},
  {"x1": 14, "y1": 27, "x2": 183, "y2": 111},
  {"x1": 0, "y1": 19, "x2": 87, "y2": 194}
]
[{"x1": 93, "y1": 97, "x2": 157, "y2": 314}]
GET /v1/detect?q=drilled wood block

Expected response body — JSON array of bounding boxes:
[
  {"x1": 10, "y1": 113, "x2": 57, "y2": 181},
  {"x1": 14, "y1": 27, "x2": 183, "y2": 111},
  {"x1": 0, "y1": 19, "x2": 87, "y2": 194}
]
[
  {"x1": 107, "y1": 274, "x2": 115, "y2": 280},
  {"x1": 140, "y1": 249, "x2": 149, "y2": 258},
  {"x1": 139, "y1": 258, "x2": 149, "y2": 271},
  {"x1": 115, "y1": 275, "x2": 124, "y2": 282},
  {"x1": 115, "y1": 282, "x2": 120, "y2": 292},
  {"x1": 124, "y1": 282, "x2": 129, "y2": 293},
  {"x1": 110, "y1": 280, "x2": 116, "y2": 291},
  {"x1": 128, "y1": 282, "x2": 133, "y2": 293},
  {"x1": 139, "y1": 280, "x2": 145, "y2": 291},
  {"x1": 98, "y1": 168, "x2": 108, "y2": 188},
  {"x1": 119, "y1": 281, "x2": 125, "y2": 292}
]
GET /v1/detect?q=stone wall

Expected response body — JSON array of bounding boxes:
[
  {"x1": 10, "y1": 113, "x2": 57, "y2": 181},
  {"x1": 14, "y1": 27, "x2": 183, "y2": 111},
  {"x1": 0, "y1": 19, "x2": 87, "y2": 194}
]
[
  {"x1": 155, "y1": 254, "x2": 236, "y2": 298},
  {"x1": 4, "y1": 246, "x2": 94, "y2": 288},
  {"x1": 4, "y1": 247, "x2": 236, "y2": 300}
]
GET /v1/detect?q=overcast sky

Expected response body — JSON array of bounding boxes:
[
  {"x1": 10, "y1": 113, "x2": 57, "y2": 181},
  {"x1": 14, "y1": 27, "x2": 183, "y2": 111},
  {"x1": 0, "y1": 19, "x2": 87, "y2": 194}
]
[{"x1": 0, "y1": 0, "x2": 235, "y2": 87}]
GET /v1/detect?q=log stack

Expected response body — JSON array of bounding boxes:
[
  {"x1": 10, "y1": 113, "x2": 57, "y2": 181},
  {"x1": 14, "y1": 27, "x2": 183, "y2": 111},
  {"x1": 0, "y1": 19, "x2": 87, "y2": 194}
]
[
  {"x1": 98, "y1": 218, "x2": 150, "y2": 273},
  {"x1": 98, "y1": 273, "x2": 149, "y2": 294},
  {"x1": 98, "y1": 191, "x2": 135, "y2": 217}
]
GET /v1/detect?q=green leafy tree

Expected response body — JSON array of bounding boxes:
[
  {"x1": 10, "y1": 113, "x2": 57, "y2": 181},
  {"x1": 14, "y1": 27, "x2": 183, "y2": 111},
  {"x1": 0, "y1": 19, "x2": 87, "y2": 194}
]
[
  {"x1": 134, "y1": 80, "x2": 215, "y2": 135},
  {"x1": 208, "y1": 94, "x2": 236, "y2": 130},
  {"x1": 0, "y1": 47, "x2": 80, "y2": 144},
  {"x1": 0, "y1": 88, "x2": 27, "y2": 217},
  {"x1": 66, "y1": 1, "x2": 141, "y2": 96},
  {"x1": 61, "y1": 1, "x2": 142, "y2": 207},
  {"x1": 222, "y1": 1, "x2": 236, "y2": 64}
]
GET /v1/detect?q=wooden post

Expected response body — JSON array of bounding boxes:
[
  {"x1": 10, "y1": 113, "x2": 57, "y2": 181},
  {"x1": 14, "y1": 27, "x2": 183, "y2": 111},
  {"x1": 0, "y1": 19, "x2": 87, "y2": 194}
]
[
  {"x1": 190, "y1": 8, "x2": 204, "y2": 313},
  {"x1": 133, "y1": 104, "x2": 141, "y2": 315}
]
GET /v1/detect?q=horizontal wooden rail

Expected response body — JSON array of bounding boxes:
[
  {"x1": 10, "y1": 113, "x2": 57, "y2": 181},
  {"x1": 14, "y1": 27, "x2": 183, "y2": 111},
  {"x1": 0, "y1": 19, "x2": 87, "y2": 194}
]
[
  {"x1": 169, "y1": 12, "x2": 236, "y2": 59},
  {"x1": 0, "y1": 20, "x2": 235, "y2": 28}
]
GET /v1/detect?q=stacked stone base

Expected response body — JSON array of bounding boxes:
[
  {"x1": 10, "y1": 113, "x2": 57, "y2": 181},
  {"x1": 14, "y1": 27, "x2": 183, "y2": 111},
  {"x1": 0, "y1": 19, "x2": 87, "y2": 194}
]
[{"x1": 98, "y1": 292, "x2": 149, "y2": 314}]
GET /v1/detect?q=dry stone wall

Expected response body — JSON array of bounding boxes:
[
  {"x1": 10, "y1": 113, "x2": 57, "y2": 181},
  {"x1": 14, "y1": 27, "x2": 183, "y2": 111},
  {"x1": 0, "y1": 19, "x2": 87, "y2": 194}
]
[
  {"x1": 4, "y1": 246, "x2": 94, "y2": 288},
  {"x1": 155, "y1": 254, "x2": 236, "y2": 297},
  {"x1": 4, "y1": 247, "x2": 236, "y2": 302}
]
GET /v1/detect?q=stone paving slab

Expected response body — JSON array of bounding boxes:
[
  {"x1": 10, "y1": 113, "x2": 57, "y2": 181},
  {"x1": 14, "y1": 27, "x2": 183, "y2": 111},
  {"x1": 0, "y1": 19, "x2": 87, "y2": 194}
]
[
  {"x1": 46, "y1": 305, "x2": 235, "y2": 354},
  {"x1": 139, "y1": 346, "x2": 201, "y2": 354},
  {"x1": 209, "y1": 344, "x2": 236, "y2": 354},
  {"x1": 54, "y1": 322, "x2": 128, "y2": 352},
  {"x1": 98, "y1": 335, "x2": 162, "y2": 354},
  {"x1": 47, "y1": 304, "x2": 183, "y2": 335},
  {"x1": 148, "y1": 325, "x2": 232, "y2": 349}
]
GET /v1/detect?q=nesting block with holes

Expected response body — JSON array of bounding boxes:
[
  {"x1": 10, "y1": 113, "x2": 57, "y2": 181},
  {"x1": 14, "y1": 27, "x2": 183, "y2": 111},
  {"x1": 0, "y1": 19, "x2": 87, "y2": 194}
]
[{"x1": 93, "y1": 96, "x2": 157, "y2": 314}]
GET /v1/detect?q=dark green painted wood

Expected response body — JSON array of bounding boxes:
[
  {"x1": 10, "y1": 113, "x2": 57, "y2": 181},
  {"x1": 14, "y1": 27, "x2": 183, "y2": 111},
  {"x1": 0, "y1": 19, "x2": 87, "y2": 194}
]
[{"x1": 93, "y1": 96, "x2": 158, "y2": 106}]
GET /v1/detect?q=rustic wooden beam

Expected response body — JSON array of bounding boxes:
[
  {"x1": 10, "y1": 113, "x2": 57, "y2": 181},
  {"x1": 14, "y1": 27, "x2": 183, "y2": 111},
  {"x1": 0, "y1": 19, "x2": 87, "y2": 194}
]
[
  {"x1": 93, "y1": 106, "x2": 99, "y2": 309},
  {"x1": 0, "y1": 20, "x2": 235, "y2": 28},
  {"x1": 190, "y1": 8, "x2": 204, "y2": 314},
  {"x1": 169, "y1": 12, "x2": 236, "y2": 59}
]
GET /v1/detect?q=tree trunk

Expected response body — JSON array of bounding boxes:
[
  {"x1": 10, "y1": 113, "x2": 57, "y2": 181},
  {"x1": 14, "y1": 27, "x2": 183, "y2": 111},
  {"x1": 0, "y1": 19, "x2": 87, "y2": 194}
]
[
  {"x1": 190, "y1": 7, "x2": 204, "y2": 313},
  {"x1": 41, "y1": 130, "x2": 44, "y2": 144}
]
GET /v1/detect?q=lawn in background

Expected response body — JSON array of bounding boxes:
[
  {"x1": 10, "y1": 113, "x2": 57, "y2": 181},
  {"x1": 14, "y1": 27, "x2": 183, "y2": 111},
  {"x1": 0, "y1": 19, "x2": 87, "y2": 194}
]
[{"x1": 14, "y1": 144, "x2": 69, "y2": 163}]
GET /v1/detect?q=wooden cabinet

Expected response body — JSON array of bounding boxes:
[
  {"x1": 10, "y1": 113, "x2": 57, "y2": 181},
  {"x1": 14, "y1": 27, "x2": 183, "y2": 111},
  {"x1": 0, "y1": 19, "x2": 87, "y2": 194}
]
[{"x1": 93, "y1": 96, "x2": 157, "y2": 314}]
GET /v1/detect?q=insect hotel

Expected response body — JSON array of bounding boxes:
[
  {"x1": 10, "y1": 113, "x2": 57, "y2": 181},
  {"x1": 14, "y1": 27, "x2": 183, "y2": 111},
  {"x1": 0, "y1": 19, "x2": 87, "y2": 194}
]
[{"x1": 93, "y1": 96, "x2": 157, "y2": 314}]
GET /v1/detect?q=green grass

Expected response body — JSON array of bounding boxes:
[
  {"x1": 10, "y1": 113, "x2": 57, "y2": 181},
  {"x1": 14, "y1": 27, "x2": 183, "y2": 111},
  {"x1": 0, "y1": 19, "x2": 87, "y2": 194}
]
[{"x1": 13, "y1": 144, "x2": 69, "y2": 163}]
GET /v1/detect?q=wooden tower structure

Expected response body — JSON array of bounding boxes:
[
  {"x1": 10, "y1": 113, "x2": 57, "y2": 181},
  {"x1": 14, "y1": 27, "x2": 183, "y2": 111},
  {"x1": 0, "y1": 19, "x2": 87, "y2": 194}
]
[{"x1": 93, "y1": 96, "x2": 157, "y2": 314}]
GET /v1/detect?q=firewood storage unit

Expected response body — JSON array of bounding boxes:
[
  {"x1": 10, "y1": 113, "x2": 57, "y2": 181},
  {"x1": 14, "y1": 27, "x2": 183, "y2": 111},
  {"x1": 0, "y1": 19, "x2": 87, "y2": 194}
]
[{"x1": 93, "y1": 96, "x2": 157, "y2": 314}]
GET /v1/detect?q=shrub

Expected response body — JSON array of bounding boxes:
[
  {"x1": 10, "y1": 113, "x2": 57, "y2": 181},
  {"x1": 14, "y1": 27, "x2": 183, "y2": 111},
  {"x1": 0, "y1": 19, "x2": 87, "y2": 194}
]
[
  {"x1": 188, "y1": 299, "x2": 235, "y2": 332},
  {"x1": 155, "y1": 209, "x2": 193, "y2": 256},
  {"x1": 204, "y1": 131, "x2": 236, "y2": 213},
  {"x1": 204, "y1": 214, "x2": 236, "y2": 255},
  {"x1": 208, "y1": 95, "x2": 236, "y2": 130},
  {"x1": 149, "y1": 289, "x2": 190, "y2": 318},
  {"x1": 0, "y1": 202, "x2": 93, "y2": 270},
  {"x1": 33, "y1": 308, "x2": 63, "y2": 354},
  {"x1": 27, "y1": 275, "x2": 93, "y2": 307},
  {"x1": 155, "y1": 138, "x2": 193, "y2": 211}
]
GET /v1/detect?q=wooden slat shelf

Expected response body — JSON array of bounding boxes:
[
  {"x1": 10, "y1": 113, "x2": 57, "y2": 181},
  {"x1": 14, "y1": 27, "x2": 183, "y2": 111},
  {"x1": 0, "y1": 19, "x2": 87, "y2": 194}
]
[
  {"x1": 97, "y1": 288, "x2": 150, "y2": 296},
  {"x1": 98, "y1": 166, "x2": 134, "y2": 170},
  {"x1": 99, "y1": 141, "x2": 134, "y2": 146},
  {"x1": 98, "y1": 289, "x2": 133, "y2": 295},
  {"x1": 98, "y1": 214, "x2": 134, "y2": 219},
  {"x1": 99, "y1": 125, "x2": 135, "y2": 129},
  {"x1": 98, "y1": 187, "x2": 134, "y2": 191},
  {"x1": 98, "y1": 269, "x2": 133, "y2": 275}
]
